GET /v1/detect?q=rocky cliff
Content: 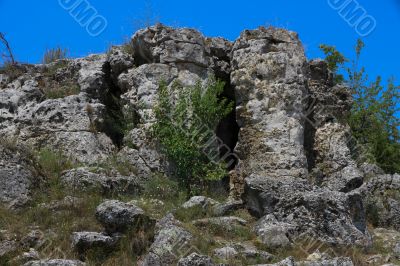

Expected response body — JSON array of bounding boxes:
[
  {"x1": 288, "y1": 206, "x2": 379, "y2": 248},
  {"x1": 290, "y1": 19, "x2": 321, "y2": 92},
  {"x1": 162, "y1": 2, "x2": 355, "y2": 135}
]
[{"x1": 0, "y1": 24, "x2": 399, "y2": 265}]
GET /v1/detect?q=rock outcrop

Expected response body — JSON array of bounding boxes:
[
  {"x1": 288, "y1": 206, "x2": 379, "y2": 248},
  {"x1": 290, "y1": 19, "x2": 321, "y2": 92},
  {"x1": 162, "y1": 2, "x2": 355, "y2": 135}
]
[
  {"x1": 0, "y1": 144, "x2": 41, "y2": 208},
  {"x1": 233, "y1": 27, "x2": 370, "y2": 246},
  {"x1": 1, "y1": 24, "x2": 399, "y2": 265}
]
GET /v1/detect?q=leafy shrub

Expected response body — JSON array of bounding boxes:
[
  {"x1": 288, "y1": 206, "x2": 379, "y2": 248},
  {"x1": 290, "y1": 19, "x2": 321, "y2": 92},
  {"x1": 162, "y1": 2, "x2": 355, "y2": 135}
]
[
  {"x1": 152, "y1": 78, "x2": 233, "y2": 194},
  {"x1": 42, "y1": 47, "x2": 68, "y2": 64},
  {"x1": 320, "y1": 40, "x2": 399, "y2": 173}
]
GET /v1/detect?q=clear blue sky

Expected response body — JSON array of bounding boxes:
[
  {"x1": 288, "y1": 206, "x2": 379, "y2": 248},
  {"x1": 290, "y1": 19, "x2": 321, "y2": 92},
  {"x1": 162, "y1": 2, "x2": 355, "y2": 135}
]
[{"x1": 0, "y1": 0, "x2": 399, "y2": 84}]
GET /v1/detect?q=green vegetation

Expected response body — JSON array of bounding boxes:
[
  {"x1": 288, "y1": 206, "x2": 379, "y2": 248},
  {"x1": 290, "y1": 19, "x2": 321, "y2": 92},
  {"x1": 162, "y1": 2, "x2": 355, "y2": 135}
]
[
  {"x1": 152, "y1": 78, "x2": 233, "y2": 194},
  {"x1": 42, "y1": 47, "x2": 68, "y2": 64},
  {"x1": 42, "y1": 83, "x2": 80, "y2": 99},
  {"x1": 320, "y1": 40, "x2": 400, "y2": 174},
  {"x1": 0, "y1": 63, "x2": 25, "y2": 83},
  {"x1": 97, "y1": 154, "x2": 139, "y2": 176}
]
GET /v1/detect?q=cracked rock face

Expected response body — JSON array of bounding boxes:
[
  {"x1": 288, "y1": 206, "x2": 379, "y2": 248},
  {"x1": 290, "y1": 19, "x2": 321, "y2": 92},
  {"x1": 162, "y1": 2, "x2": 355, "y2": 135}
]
[
  {"x1": 142, "y1": 214, "x2": 193, "y2": 266},
  {"x1": 231, "y1": 27, "x2": 371, "y2": 246},
  {"x1": 231, "y1": 27, "x2": 309, "y2": 180},
  {"x1": 95, "y1": 200, "x2": 153, "y2": 233},
  {"x1": 0, "y1": 145, "x2": 41, "y2": 208},
  {"x1": 1, "y1": 25, "x2": 399, "y2": 264}
]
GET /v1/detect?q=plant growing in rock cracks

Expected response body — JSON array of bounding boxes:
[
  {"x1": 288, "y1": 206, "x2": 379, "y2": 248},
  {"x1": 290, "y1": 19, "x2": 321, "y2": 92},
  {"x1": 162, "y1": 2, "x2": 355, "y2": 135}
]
[
  {"x1": 320, "y1": 40, "x2": 400, "y2": 174},
  {"x1": 152, "y1": 77, "x2": 233, "y2": 195}
]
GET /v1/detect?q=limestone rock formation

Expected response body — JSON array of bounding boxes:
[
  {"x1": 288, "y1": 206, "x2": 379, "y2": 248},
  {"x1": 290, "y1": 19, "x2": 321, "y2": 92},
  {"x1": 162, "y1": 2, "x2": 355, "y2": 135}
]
[
  {"x1": 0, "y1": 24, "x2": 399, "y2": 265},
  {"x1": 95, "y1": 200, "x2": 153, "y2": 233},
  {"x1": 142, "y1": 214, "x2": 193, "y2": 266},
  {"x1": 0, "y1": 144, "x2": 41, "y2": 208}
]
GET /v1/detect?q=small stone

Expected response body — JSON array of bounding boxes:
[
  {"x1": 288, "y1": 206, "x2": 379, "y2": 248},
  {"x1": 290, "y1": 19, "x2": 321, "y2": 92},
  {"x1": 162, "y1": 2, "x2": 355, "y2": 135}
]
[{"x1": 182, "y1": 196, "x2": 219, "y2": 209}]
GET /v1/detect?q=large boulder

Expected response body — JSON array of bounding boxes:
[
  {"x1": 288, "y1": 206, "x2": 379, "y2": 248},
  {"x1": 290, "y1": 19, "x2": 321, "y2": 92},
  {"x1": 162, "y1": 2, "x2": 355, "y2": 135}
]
[
  {"x1": 177, "y1": 253, "x2": 215, "y2": 266},
  {"x1": 246, "y1": 175, "x2": 371, "y2": 246},
  {"x1": 71, "y1": 232, "x2": 117, "y2": 254},
  {"x1": 142, "y1": 214, "x2": 194, "y2": 266},
  {"x1": 95, "y1": 200, "x2": 153, "y2": 233},
  {"x1": 361, "y1": 174, "x2": 400, "y2": 230}
]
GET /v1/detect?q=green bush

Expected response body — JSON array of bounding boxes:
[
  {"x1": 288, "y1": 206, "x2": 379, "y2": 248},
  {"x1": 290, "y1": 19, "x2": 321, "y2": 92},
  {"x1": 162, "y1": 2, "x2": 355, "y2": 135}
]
[
  {"x1": 320, "y1": 40, "x2": 400, "y2": 174},
  {"x1": 152, "y1": 77, "x2": 233, "y2": 194},
  {"x1": 42, "y1": 47, "x2": 68, "y2": 64}
]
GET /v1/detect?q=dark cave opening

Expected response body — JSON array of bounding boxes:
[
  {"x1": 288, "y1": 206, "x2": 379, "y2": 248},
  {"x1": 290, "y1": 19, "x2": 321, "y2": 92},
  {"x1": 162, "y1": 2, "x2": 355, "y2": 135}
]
[
  {"x1": 304, "y1": 97, "x2": 317, "y2": 172},
  {"x1": 98, "y1": 62, "x2": 126, "y2": 148},
  {"x1": 216, "y1": 77, "x2": 240, "y2": 190}
]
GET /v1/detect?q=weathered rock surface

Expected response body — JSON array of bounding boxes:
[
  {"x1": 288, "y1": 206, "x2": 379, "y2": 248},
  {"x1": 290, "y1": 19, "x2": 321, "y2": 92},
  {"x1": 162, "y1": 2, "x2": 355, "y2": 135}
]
[
  {"x1": 193, "y1": 216, "x2": 247, "y2": 231},
  {"x1": 0, "y1": 56, "x2": 116, "y2": 165},
  {"x1": 0, "y1": 144, "x2": 40, "y2": 208},
  {"x1": 231, "y1": 26, "x2": 309, "y2": 181},
  {"x1": 0, "y1": 240, "x2": 18, "y2": 258},
  {"x1": 61, "y1": 167, "x2": 141, "y2": 195},
  {"x1": 24, "y1": 259, "x2": 86, "y2": 266},
  {"x1": 11, "y1": 248, "x2": 40, "y2": 265},
  {"x1": 181, "y1": 196, "x2": 219, "y2": 209},
  {"x1": 71, "y1": 231, "x2": 117, "y2": 254},
  {"x1": 246, "y1": 174, "x2": 370, "y2": 246},
  {"x1": 213, "y1": 246, "x2": 238, "y2": 260},
  {"x1": 361, "y1": 174, "x2": 400, "y2": 230},
  {"x1": 95, "y1": 200, "x2": 152, "y2": 233},
  {"x1": 1, "y1": 24, "x2": 399, "y2": 266},
  {"x1": 177, "y1": 252, "x2": 215, "y2": 266},
  {"x1": 256, "y1": 256, "x2": 354, "y2": 266},
  {"x1": 213, "y1": 243, "x2": 273, "y2": 263},
  {"x1": 142, "y1": 214, "x2": 193, "y2": 266}
]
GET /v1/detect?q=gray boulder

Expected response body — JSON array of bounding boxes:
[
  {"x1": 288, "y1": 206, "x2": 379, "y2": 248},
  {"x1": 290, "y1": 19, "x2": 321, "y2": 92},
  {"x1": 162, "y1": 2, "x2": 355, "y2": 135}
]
[
  {"x1": 71, "y1": 232, "x2": 117, "y2": 254},
  {"x1": 246, "y1": 175, "x2": 370, "y2": 246},
  {"x1": 313, "y1": 123, "x2": 363, "y2": 192},
  {"x1": 0, "y1": 144, "x2": 40, "y2": 209},
  {"x1": 362, "y1": 174, "x2": 400, "y2": 230},
  {"x1": 259, "y1": 257, "x2": 296, "y2": 266},
  {"x1": 193, "y1": 216, "x2": 247, "y2": 231},
  {"x1": 0, "y1": 240, "x2": 18, "y2": 259},
  {"x1": 177, "y1": 252, "x2": 215, "y2": 266},
  {"x1": 11, "y1": 248, "x2": 40, "y2": 265},
  {"x1": 359, "y1": 163, "x2": 384, "y2": 179},
  {"x1": 300, "y1": 257, "x2": 354, "y2": 266},
  {"x1": 24, "y1": 259, "x2": 86, "y2": 266},
  {"x1": 393, "y1": 242, "x2": 400, "y2": 258},
  {"x1": 142, "y1": 214, "x2": 193, "y2": 266},
  {"x1": 213, "y1": 246, "x2": 238, "y2": 260},
  {"x1": 61, "y1": 167, "x2": 141, "y2": 195},
  {"x1": 212, "y1": 200, "x2": 243, "y2": 216},
  {"x1": 107, "y1": 45, "x2": 135, "y2": 78},
  {"x1": 254, "y1": 256, "x2": 354, "y2": 266},
  {"x1": 182, "y1": 196, "x2": 219, "y2": 209},
  {"x1": 95, "y1": 200, "x2": 153, "y2": 233}
]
